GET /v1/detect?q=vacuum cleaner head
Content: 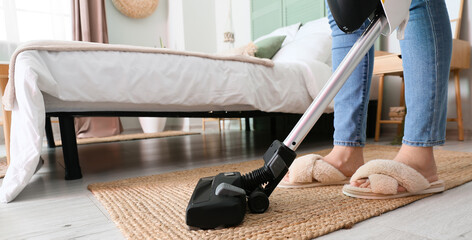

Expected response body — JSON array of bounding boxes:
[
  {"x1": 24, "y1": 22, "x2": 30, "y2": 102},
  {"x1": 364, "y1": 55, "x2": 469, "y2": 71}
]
[
  {"x1": 186, "y1": 140, "x2": 296, "y2": 229},
  {"x1": 186, "y1": 172, "x2": 246, "y2": 229}
]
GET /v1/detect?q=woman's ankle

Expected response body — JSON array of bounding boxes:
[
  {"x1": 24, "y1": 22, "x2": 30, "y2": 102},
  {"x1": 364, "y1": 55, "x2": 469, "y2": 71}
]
[
  {"x1": 324, "y1": 145, "x2": 364, "y2": 177},
  {"x1": 393, "y1": 144, "x2": 439, "y2": 183}
]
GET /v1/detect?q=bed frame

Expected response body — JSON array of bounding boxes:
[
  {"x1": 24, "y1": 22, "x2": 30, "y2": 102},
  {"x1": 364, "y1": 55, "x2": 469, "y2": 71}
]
[
  {"x1": 44, "y1": 97, "x2": 377, "y2": 180},
  {"x1": 45, "y1": 110, "x2": 302, "y2": 180}
]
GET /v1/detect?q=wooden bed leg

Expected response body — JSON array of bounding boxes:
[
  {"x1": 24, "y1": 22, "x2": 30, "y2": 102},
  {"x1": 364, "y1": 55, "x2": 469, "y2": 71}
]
[
  {"x1": 45, "y1": 117, "x2": 56, "y2": 148},
  {"x1": 58, "y1": 115, "x2": 82, "y2": 180}
]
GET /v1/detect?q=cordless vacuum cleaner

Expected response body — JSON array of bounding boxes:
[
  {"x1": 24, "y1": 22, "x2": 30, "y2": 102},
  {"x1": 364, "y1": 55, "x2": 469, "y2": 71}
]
[{"x1": 186, "y1": 0, "x2": 411, "y2": 230}]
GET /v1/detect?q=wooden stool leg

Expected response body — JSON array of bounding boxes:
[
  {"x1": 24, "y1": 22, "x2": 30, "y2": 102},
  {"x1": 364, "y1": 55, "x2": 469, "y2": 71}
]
[
  {"x1": 0, "y1": 71, "x2": 11, "y2": 165},
  {"x1": 202, "y1": 119, "x2": 205, "y2": 132},
  {"x1": 375, "y1": 75, "x2": 385, "y2": 141},
  {"x1": 454, "y1": 70, "x2": 464, "y2": 141},
  {"x1": 397, "y1": 76, "x2": 405, "y2": 136},
  {"x1": 2, "y1": 108, "x2": 11, "y2": 165}
]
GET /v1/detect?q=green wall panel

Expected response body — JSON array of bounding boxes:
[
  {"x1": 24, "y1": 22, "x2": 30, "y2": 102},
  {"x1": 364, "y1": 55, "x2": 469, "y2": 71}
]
[
  {"x1": 283, "y1": 0, "x2": 325, "y2": 25},
  {"x1": 251, "y1": 0, "x2": 283, "y2": 40},
  {"x1": 251, "y1": 0, "x2": 326, "y2": 40},
  {"x1": 252, "y1": 0, "x2": 280, "y2": 11}
]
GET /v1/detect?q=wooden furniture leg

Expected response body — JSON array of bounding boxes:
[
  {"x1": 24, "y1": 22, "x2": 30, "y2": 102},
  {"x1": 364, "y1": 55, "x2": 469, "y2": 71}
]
[
  {"x1": 453, "y1": 69, "x2": 464, "y2": 141},
  {"x1": 203, "y1": 118, "x2": 231, "y2": 132},
  {"x1": 58, "y1": 115, "x2": 82, "y2": 180},
  {"x1": 45, "y1": 116, "x2": 56, "y2": 148},
  {"x1": 0, "y1": 64, "x2": 11, "y2": 165},
  {"x1": 1, "y1": 106, "x2": 11, "y2": 165},
  {"x1": 446, "y1": 70, "x2": 464, "y2": 141},
  {"x1": 245, "y1": 117, "x2": 251, "y2": 131},
  {"x1": 397, "y1": 77, "x2": 405, "y2": 136},
  {"x1": 374, "y1": 74, "x2": 384, "y2": 141}
]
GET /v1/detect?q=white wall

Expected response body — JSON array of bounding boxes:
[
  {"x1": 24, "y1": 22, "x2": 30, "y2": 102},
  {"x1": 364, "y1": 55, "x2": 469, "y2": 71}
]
[
  {"x1": 182, "y1": 0, "x2": 217, "y2": 53},
  {"x1": 105, "y1": 0, "x2": 168, "y2": 47},
  {"x1": 215, "y1": 0, "x2": 252, "y2": 52},
  {"x1": 380, "y1": 2, "x2": 472, "y2": 133}
]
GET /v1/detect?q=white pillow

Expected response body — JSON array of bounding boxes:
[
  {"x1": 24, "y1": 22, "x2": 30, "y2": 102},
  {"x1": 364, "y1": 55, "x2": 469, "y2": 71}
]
[
  {"x1": 272, "y1": 17, "x2": 332, "y2": 64},
  {"x1": 297, "y1": 17, "x2": 331, "y2": 39},
  {"x1": 272, "y1": 32, "x2": 332, "y2": 64},
  {"x1": 254, "y1": 22, "x2": 302, "y2": 47}
]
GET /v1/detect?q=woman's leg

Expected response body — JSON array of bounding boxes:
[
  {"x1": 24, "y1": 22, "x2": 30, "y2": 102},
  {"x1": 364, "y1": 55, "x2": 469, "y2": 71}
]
[
  {"x1": 396, "y1": 0, "x2": 452, "y2": 182},
  {"x1": 329, "y1": 12, "x2": 374, "y2": 148},
  {"x1": 323, "y1": 7, "x2": 374, "y2": 176},
  {"x1": 352, "y1": 0, "x2": 452, "y2": 188},
  {"x1": 401, "y1": 0, "x2": 452, "y2": 147}
]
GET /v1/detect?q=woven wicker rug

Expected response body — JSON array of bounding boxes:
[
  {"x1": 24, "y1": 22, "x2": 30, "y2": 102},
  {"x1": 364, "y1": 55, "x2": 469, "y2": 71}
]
[
  {"x1": 55, "y1": 131, "x2": 199, "y2": 146},
  {"x1": 88, "y1": 145, "x2": 472, "y2": 239}
]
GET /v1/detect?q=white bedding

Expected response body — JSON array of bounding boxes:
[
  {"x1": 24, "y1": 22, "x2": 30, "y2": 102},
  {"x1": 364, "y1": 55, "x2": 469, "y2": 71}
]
[
  {"x1": 0, "y1": 41, "x2": 333, "y2": 202},
  {"x1": 36, "y1": 50, "x2": 329, "y2": 113}
]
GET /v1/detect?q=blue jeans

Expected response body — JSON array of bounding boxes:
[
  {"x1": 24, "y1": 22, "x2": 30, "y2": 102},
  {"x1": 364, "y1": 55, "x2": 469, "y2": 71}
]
[{"x1": 328, "y1": 0, "x2": 452, "y2": 147}]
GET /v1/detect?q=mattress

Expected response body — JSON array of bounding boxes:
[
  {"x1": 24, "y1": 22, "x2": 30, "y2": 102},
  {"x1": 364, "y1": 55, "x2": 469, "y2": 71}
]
[
  {"x1": 0, "y1": 41, "x2": 333, "y2": 202},
  {"x1": 37, "y1": 52, "x2": 330, "y2": 114}
]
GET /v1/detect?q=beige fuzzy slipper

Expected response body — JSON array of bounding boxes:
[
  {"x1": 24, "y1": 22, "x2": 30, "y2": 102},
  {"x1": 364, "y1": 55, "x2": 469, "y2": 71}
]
[
  {"x1": 277, "y1": 154, "x2": 349, "y2": 188},
  {"x1": 342, "y1": 159, "x2": 445, "y2": 199}
]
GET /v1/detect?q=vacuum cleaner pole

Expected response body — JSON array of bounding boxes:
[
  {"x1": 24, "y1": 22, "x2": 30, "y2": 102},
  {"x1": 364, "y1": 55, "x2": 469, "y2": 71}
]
[{"x1": 283, "y1": 14, "x2": 388, "y2": 151}]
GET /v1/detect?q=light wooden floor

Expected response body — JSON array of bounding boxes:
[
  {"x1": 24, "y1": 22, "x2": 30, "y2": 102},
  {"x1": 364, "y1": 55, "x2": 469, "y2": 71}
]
[{"x1": 0, "y1": 129, "x2": 471, "y2": 240}]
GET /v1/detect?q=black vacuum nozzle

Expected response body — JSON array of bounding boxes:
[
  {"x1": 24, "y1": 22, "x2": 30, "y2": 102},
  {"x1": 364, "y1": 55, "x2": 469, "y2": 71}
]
[
  {"x1": 185, "y1": 172, "x2": 246, "y2": 229},
  {"x1": 185, "y1": 140, "x2": 296, "y2": 229},
  {"x1": 327, "y1": 0, "x2": 380, "y2": 33}
]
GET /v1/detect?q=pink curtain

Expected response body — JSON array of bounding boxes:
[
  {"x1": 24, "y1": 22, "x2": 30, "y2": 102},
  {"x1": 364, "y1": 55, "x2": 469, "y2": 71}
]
[
  {"x1": 72, "y1": 0, "x2": 122, "y2": 138},
  {"x1": 73, "y1": 0, "x2": 108, "y2": 43}
]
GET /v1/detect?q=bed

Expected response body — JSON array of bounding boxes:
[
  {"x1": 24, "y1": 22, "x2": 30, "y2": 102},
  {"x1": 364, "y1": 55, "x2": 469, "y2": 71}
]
[{"x1": 0, "y1": 15, "x2": 338, "y2": 202}]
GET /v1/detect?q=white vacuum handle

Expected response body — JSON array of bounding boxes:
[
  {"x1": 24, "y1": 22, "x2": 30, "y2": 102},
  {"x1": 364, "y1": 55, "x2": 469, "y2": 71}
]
[{"x1": 283, "y1": 14, "x2": 389, "y2": 151}]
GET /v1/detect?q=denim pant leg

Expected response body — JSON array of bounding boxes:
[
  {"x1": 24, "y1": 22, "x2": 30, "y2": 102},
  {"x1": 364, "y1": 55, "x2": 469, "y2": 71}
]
[
  {"x1": 400, "y1": 0, "x2": 452, "y2": 147},
  {"x1": 328, "y1": 10, "x2": 374, "y2": 147}
]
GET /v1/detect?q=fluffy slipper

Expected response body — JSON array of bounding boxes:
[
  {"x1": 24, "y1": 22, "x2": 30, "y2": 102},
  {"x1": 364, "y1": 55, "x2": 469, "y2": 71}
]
[
  {"x1": 278, "y1": 154, "x2": 349, "y2": 188},
  {"x1": 342, "y1": 159, "x2": 445, "y2": 199}
]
